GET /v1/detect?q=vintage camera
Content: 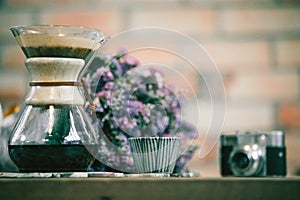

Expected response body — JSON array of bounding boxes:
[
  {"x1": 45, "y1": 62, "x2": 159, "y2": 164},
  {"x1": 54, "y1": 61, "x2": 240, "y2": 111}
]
[{"x1": 220, "y1": 130, "x2": 286, "y2": 177}]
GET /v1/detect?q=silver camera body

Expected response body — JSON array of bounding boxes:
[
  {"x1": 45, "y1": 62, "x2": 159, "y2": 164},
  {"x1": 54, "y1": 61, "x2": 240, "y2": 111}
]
[{"x1": 220, "y1": 130, "x2": 286, "y2": 177}]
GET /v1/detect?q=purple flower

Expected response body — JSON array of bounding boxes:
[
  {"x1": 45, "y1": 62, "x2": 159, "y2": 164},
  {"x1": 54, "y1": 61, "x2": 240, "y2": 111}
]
[
  {"x1": 104, "y1": 82, "x2": 115, "y2": 90},
  {"x1": 95, "y1": 90, "x2": 111, "y2": 99},
  {"x1": 121, "y1": 54, "x2": 140, "y2": 66},
  {"x1": 128, "y1": 100, "x2": 143, "y2": 115},
  {"x1": 83, "y1": 49, "x2": 198, "y2": 173},
  {"x1": 112, "y1": 58, "x2": 123, "y2": 76},
  {"x1": 117, "y1": 116, "x2": 137, "y2": 131}
]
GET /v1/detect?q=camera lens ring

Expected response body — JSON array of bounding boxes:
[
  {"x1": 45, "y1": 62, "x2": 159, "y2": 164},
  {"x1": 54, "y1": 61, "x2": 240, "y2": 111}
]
[{"x1": 229, "y1": 145, "x2": 264, "y2": 177}]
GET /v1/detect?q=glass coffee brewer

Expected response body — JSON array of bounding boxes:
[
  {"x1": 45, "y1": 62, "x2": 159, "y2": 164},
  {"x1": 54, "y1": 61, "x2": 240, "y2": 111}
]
[{"x1": 8, "y1": 25, "x2": 106, "y2": 172}]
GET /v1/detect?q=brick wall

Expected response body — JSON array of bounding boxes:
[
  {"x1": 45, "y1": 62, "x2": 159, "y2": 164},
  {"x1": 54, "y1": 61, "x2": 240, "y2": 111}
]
[{"x1": 0, "y1": 0, "x2": 300, "y2": 176}]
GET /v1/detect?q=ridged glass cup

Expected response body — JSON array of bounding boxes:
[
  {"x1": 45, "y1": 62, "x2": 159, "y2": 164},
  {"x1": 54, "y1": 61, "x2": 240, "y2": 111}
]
[{"x1": 128, "y1": 137, "x2": 181, "y2": 174}]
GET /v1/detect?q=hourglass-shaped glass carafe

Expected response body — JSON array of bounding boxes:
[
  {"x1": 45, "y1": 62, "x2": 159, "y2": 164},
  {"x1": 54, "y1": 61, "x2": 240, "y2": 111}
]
[{"x1": 8, "y1": 25, "x2": 106, "y2": 172}]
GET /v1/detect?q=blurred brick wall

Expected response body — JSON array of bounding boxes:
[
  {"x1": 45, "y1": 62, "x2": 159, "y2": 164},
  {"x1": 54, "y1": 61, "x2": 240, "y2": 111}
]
[{"x1": 0, "y1": 0, "x2": 300, "y2": 176}]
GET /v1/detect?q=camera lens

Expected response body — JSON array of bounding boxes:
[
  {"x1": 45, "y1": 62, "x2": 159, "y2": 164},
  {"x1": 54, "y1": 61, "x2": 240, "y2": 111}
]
[
  {"x1": 231, "y1": 152, "x2": 250, "y2": 169},
  {"x1": 229, "y1": 145, "x2": 265, "y2": 177}
]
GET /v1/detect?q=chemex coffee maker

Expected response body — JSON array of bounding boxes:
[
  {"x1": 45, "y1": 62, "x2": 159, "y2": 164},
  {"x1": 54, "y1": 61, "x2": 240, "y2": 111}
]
[{"x1": 8, "y1": 25, "x2": 107, "y2": 172}]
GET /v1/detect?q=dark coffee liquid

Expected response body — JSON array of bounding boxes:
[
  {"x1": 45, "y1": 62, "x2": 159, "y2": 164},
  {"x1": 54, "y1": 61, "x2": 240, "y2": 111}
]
[
  {"x1": 21, "y1": 46, "x2": 93, "y2": 60},
  {"x1": 9, "y1": 144, "x2": 96, "y2": 172}
]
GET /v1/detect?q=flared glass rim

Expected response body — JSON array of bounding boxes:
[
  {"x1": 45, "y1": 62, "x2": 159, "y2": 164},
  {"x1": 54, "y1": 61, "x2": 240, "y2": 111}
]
[{"x1": 10, "y1": 24, "x2": 106, "y2": 42}]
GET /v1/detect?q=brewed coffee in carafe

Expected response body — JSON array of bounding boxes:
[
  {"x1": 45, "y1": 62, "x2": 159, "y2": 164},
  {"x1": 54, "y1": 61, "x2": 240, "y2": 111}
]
[{"x1": 8, "y1": 25, "x2": 106, "y2": 172}]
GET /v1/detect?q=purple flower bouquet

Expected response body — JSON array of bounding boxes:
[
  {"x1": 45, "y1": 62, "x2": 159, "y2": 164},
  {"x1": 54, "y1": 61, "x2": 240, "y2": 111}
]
[{"x1": 82, "y1": 49, "x2": 198, "y2": 173}]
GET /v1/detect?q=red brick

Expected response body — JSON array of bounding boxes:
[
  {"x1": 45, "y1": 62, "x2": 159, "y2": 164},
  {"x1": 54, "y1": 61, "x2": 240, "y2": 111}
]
[
  {"x1": 0, "y1": 71, "x2": 27, "y2": 103},
  {"x1": 222, "y1": 8, "x2": 300, "y2": 35},
  {"x1": 128, "y1": 48, "x2": 176, "y2": 66},
  {"x1": 1, "y1": 45, "x2": 26, "y2": 70},
  {"x1": 125, "y1": 40, "x2": 271, "y2": 76},
  {"x1": 6, "y1": 0, "x2": 87, "y2": 7},
  {"x1": 129, "y1": 9, "x2": 216, "y2": 35},
  {"x1": 105, "y1": 39, "x2": 271, "y2": 75},
  {"x1": 279, "y1": 103, "x2": 300, "y2": 129},
  {"x1": 41, "y1": 9, "x2": 123, "y2": 35},
  {"x1": 228, "y1": 71, "x2": 299, "y2": 101},
  {"x1": 285, "y1": 132, "x2": 300, "y2": 176},
  {"x1": 188, "y1": 142, "x2": 219, "y2": 176},
  {"x1": 190, "y1": 0, "x2": 274, "y2": 3},
  {"x1": 6, "y1": 0, "x2": 45, "y2": 6},
  {"x1": 282, "y1": 0, "x2": 300, "y2": 4},
  {"x1": 202, "y1": 41, "x2": 271, "y2": 72},
  {"x1": 6, "y1": 0, "x2": 179, "y2": 7},
  {"x1": 276, "y1": 40, "x2": 300, "y2": 68},
  {"x1": 0, "y1": 12, "x2": 32, "y2": 38},
  {"x1": 188, "y1": 101, "x2": 273, "y2": 131},
  {"x1": 128, "y1": 49, "x2": 201, "y2": 96},
  {"x1": 224, "y1": 102, "x2": 274, "y2": 130}
]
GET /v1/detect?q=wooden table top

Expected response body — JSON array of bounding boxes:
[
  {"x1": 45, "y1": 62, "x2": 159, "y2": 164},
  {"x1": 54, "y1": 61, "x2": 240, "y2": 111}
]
[{"x1": 1, "y1": 176, "x2": 300, "y2": 200}]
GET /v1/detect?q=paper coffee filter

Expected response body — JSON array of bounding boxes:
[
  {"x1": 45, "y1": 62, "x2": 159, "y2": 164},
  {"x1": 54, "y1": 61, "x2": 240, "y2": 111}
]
[{"x1": 15, "y1": 34, "x2": 100, "y2": 50}]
